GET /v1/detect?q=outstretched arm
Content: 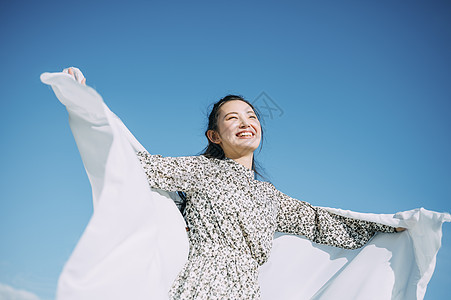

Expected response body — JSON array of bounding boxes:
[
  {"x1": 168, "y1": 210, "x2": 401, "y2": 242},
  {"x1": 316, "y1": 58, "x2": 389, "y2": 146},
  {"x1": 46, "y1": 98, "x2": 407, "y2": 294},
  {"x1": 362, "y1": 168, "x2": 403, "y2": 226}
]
[
  {"x1": 136, "y1": 151, "x2": 204, "y2": 194},
  {"x1": 273, "y1": 187, "x2": 400, "y2": 249}
]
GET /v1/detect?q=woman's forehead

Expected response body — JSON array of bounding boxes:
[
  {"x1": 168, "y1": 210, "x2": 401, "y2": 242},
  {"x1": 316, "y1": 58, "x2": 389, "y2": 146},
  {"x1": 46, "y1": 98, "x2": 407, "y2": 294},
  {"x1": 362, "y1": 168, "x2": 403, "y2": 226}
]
[{"x1": 219, "y1": 100, "x2": 255, "y2": 115}]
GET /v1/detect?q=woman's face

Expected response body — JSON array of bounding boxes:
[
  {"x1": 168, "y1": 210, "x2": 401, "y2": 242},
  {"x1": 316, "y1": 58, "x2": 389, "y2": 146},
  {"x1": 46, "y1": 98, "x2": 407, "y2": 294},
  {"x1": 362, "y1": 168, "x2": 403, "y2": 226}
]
[{"x1": 208, "y1": 100, "x2": 262, "y2": 158}]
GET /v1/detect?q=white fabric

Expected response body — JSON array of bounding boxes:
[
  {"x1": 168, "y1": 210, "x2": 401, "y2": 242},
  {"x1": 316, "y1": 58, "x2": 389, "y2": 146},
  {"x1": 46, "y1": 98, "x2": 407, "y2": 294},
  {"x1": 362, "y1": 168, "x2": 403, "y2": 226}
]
[{"x1": 40, "y1": 71, "x2": 450, "y2": 300}]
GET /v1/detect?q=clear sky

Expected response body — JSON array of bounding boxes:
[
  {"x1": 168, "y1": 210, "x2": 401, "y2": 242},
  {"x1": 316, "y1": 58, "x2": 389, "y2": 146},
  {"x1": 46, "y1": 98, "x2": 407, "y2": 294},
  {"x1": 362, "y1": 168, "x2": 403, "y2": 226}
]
[{"x1": 0, "y1": 0, "x2": 450, "y2": 299}]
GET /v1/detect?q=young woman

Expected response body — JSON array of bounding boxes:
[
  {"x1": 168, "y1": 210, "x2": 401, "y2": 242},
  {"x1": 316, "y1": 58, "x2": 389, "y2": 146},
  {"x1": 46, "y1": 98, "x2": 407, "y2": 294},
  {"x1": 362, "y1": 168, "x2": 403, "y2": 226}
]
[
  {"x1": 135, "y1": 94, "x2": 402, "y2": 299},
  {"x1": 42, "y1": 67, "x2": 447, "y2": 300}
]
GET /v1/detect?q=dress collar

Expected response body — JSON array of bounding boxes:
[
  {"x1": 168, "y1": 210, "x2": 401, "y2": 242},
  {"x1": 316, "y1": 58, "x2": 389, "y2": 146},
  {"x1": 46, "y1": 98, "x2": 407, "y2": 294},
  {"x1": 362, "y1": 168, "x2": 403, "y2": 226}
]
[{"x1": 224, "y1": 157, "x2": 255, "y2": 179}]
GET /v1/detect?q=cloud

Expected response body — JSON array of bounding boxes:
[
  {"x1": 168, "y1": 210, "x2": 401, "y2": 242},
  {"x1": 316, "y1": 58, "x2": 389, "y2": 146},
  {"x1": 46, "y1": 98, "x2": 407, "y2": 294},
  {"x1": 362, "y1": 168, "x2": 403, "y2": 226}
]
[{"x1": 0, "y1": 283, "x2": 40, "y2": 300}]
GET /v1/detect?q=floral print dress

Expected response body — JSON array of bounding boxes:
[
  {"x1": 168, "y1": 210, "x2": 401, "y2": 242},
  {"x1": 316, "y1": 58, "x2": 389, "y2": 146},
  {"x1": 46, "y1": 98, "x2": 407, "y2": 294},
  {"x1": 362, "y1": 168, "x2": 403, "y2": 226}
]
[{"x1": 136, "y1": 151, "x2": 395, "y2": 300}]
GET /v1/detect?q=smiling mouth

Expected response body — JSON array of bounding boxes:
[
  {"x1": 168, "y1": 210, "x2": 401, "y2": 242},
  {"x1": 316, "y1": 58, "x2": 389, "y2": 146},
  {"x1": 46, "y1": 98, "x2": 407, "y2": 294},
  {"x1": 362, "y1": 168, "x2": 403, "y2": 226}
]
[{"x1": 236, "y1": 131, "x2": 254, "y2": 137}]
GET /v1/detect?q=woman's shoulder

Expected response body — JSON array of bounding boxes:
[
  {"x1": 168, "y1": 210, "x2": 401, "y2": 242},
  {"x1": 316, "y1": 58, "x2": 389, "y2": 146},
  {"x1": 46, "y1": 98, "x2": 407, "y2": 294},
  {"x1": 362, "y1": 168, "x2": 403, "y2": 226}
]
[{"x1": 258, "y1": 180, "x2": 284, "y2": 197}]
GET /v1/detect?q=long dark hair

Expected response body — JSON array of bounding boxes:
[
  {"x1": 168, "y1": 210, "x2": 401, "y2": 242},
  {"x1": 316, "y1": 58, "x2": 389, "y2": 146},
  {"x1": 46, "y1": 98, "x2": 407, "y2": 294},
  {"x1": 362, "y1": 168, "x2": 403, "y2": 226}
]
[{"x1": 200, "y1": 94, "x2": 264, "y2": 178}]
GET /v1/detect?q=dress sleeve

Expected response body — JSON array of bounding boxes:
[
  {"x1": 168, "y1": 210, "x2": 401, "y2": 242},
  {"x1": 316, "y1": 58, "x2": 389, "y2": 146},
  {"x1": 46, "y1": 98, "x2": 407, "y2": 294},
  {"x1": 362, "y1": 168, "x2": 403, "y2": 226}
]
[
  {"x1": 136, "y1": 150, "x2": 203, "y2": 193},
  {"x1": 274, "y1": 188, "x2": 396, "y2": 249}
]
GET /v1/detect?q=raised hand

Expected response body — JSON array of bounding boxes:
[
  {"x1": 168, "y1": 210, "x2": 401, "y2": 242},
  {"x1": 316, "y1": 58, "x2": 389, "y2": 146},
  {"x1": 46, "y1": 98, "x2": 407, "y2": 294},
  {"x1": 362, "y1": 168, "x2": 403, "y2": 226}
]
[{"x1": 63, "y1": 67, "x2": 86, "y2": 85}]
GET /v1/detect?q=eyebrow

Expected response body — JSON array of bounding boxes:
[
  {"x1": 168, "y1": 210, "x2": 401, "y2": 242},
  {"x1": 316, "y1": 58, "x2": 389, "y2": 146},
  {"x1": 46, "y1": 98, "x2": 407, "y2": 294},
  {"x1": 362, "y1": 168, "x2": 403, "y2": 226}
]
[{"x1": 223, "y1": 111, "x2": 256, "y2": 118}]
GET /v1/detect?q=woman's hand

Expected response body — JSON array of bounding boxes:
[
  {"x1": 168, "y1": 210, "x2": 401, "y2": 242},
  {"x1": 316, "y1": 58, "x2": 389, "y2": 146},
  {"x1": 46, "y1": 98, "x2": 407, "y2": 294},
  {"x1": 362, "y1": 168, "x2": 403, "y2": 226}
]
[
  {"x1": 64, "y1": 67, "x2": 86, "y2": 85},
  {"x1": 395, "y1": 227, "x2": 406, "y2": 232}
]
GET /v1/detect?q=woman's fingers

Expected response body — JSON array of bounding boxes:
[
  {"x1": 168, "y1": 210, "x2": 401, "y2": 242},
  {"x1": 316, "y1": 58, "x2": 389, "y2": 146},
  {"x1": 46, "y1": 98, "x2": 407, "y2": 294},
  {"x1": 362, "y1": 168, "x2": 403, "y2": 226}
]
[
  {"x1": 64, "y1": 67, "x2": 86, "y2": 85},
  {"x1": 395, "y1": 227, "x2": 406, "y2": 232}
]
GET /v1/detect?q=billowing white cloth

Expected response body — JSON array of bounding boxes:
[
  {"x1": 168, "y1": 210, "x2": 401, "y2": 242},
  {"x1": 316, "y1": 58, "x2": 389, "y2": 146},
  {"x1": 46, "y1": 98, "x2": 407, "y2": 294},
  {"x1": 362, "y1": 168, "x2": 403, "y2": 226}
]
[{"x1": 41, "y1": 71, "x2": 450, "y2": 300}]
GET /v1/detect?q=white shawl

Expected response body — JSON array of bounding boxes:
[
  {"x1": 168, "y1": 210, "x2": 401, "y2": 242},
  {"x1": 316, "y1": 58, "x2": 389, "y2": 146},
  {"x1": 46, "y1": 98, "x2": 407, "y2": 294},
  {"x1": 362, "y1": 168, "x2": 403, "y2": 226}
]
[{"x1": 40, "y1": 70, "x2": 450, "y2": 300}]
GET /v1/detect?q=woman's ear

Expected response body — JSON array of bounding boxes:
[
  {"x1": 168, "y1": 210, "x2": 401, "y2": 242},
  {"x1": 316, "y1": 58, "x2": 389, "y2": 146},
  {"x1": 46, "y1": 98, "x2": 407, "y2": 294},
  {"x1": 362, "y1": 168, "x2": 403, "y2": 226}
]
[{"x1": 207, "y1": 130, "x2": 221, "y2": 144}]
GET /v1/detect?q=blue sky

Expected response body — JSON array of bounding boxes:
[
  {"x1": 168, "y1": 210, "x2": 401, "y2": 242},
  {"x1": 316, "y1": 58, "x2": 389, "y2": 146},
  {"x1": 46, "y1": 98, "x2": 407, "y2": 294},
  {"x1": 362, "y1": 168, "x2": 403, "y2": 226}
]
[{"x1": 1, "y1": 0, "x2": 450, "y2": 299}]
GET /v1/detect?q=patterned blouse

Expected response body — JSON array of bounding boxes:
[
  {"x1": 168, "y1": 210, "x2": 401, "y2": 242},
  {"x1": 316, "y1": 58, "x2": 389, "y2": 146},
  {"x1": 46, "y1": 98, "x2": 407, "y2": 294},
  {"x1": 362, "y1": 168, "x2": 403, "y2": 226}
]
[{"x1": 136, "y1": 151, "x2": 395, "y2": 300}]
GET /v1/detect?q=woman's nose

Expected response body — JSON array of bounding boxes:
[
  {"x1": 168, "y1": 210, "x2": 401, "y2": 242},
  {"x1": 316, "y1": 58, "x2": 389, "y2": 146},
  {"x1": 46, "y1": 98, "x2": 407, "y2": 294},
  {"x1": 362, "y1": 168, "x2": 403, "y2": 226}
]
[{"x1": 239, "y1": 117, "x2": 250, "y2": 127}]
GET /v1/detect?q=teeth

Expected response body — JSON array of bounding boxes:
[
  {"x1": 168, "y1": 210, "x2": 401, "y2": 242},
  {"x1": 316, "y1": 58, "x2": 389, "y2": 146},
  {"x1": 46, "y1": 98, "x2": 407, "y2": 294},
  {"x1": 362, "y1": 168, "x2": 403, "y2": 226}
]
[{"x1": 238, "y1": 132, "x2": 253, "y2": 137}]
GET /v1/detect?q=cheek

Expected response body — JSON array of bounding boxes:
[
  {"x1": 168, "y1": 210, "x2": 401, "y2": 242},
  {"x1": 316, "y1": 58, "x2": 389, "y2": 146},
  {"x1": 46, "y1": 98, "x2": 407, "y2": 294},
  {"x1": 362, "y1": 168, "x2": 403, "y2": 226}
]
[
  {"x1": 219, "y1": 123, "x2": 235, "y2": 136},
  {"x1": 253, "y1": 123, "x2": 262, "y2": 135}
]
